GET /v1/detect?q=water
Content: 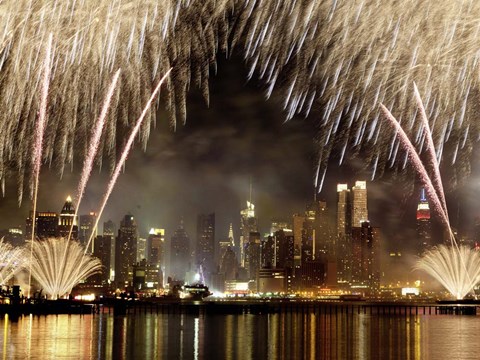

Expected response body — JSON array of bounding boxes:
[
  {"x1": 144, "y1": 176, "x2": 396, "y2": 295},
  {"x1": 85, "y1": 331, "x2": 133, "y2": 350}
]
[{"x1": 1, "y1": 312, "x2": 479, "y2": 359}]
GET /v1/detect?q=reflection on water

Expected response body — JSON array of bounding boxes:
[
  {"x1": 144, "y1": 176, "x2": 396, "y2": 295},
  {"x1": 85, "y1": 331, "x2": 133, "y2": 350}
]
[{"x1": 0, "y1": 311, "x2": 479, "y2": 359}]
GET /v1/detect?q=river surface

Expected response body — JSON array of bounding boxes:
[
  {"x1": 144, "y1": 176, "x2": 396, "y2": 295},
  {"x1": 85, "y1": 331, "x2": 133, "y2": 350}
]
[{"x1": 0, "y1": 311, "x2": 479, "y2": 359}]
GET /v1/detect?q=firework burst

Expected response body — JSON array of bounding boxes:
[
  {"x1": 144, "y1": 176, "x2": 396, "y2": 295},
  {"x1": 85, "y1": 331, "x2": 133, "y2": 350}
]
[{"x1": 0, "y1": 1, "x2": 479, "y2": 195}]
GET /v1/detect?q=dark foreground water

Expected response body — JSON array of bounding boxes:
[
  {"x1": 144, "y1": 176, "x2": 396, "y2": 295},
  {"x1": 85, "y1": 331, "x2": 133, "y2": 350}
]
[{"x1": 0, "y1": 311, "x2": 479, "y2": 359}]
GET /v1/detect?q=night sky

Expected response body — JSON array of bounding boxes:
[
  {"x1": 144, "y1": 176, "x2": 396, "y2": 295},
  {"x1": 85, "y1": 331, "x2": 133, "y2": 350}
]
[{"x1": 1, "y1": 55, "x2": 479, "y2": 254}]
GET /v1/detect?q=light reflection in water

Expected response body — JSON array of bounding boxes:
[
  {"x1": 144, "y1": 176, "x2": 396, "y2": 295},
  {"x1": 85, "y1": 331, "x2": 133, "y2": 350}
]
[{"x1": 0, "y1": 311, "x2": 479, "y2": 359}]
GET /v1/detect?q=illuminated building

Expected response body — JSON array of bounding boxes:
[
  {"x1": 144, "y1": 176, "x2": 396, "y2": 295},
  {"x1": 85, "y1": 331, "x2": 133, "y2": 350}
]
[
  {"x1": 270, "y1": 220, "x2": 289, "y2": 235},
  {"x1": 292, "y1": 213, "x2": 305, "y2": 271},
  {"x1": 245, "y1": 231, "x2": 261, "y2": 283},
  {"x1": 336, "y1": 184, "x2": 351, "y2": 283},
  {"x1": 220, "y1": 247, "x2": 238, "y2": 281},
  {"x1": 351, "y1": 221, "x2": 380, "y2": 293},
  {"x1": 25, "y1": 211, "x2": 58, "y2": 240},
  {"x1": 352, "y1": 181, "x2": 368, "y2": 227},
  {"x1": 416, "y1": 187, "x2": 432, "y2": 254},
  {"x1": 196, "y1": 213, "x2": 215, "y2": 277},
  {"x1": 274, "y1": 229, "x2": 294, "y2": 269},
  {"x1": 103, "y1": 220, "x2": 115, "y2": 281},
  {"x1": 147, "y1": 228, "x2": 165, "y2": 268},
  {"x1": 261, "y1": 235, "x2": 275, "y2": 268},
  {"x1": 132, "y1": 259, "x2": 163, "y2": 291},
  {"x1": 137, "y1": 237, "x2": 147, "y2": 262},
  {"x1": 218, "y1": 223, "x2": 234, "y2": 267},
  {"x1": 115, "y1": 214, "x2": 138, "y2": 288},
  {"x1": 301, "y1": 260, "x2": 325, "y2": 289},
  {"x1": 58, "y1": 196, "x2": 78, "y2": 239},
  {"x1": 170, "y1": 220, "x2": 190, "y2": 281},
  {"x1": 240, "y1": 200, "x2": 258, "y2": 267},
  {"x1": 79, "y1": 212, "x2": 97, "y2": 252},
  {"x1": 258, "y1": 268, "x2": 286, "y2": 293},
  {"x1": 92, "y1": 235, "x2": 111, "y2": 285}
]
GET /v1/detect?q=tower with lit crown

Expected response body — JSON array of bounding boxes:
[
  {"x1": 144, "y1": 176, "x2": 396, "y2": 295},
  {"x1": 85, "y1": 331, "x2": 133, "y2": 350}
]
[
  {"x1": 416, "y1": 187, "x2": 432, "y2": 254},
  {"x1": 58, "y1": 195, "x2": 78, "y2": 239}
]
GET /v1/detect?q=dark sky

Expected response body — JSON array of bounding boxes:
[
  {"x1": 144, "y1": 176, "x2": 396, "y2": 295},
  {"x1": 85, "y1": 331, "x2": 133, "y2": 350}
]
[{"x1": 1, "y1": 55, "x2": 480, "y2": 253}]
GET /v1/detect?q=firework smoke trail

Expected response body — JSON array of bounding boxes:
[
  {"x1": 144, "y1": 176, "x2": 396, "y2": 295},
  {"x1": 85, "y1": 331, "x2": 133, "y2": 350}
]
[
  {"x1": 28, "y1": 33, "x2": 53, "y2": 299},
  {"x1": 413, "y1": 83, "x2": 448, "y2": 219},
  {"x1": 85, "y1": 68, "x2": 171, "y2": 255},
  {"x1": 380, "y1": 104, "x2": 450, "y2": 231},
  {"x1": 381, "y1": 103, "x2": 477, "y2": 298},
  {"x1": 66, "y1": 69, "x2": 121, "y2": 244},
  {"x1": 58, "y1": 69, "x2": 121, "y2": 295}
]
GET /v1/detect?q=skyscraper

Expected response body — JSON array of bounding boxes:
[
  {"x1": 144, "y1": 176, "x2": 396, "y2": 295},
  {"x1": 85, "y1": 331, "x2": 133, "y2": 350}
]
[
  {"x1": 103, "y1": 220, "x2": 115, "y2": 281},
  {"x1": 336, "y1": 184, "x2": 351, "y2": 283},
  {"x1": 25, "y1": 211, "x2": 58, "y2": 240},
  {"x1": 196, "y1": 213, "x2": 215, "y2": 276},
  {"x1": 115, "y1": 214, "x2": 138, "y2": 288},
  {"x1": 240, "y1": 201, "x2": 258, "y2": 267},
  {"x1": 93, "y1": 235, "x2": 111, "y2": 285},
  {"x1": 147, "y1": 228, "x2": 165, "y2": 276},
  {"x1": 351, "y1": 181, "x2": 368, "y2": 227},
  {"x1": 170, "y1": 220, "x2": 190, "y2": 281},
  {"x1": 351, "y1": 221, "x2": 380, "y2": 293},
  {"x1": 58, "y1": 196, "x2": 78, "y2": 239},
  {"x1": 79, "y1": 212, "x2": 97, "y2": 251},
  {"x1": 218, "y1": 223, "x2": 235, "y2": 265},
  {"x1": 245, "y1": 231, "x2": 261, "y2": 281},
  {"x1": 416, "y1": 187, "x2": 432, "y2": 254}
]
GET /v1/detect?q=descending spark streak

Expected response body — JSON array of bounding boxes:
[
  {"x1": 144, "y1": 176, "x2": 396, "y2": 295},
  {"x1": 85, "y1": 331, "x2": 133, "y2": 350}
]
[
  {"x1": 57, "y1": 69, "x2": 121, "y2": 295},
  {"x1": 85, "y1": 68, "x2": 172, "y2": 254},
  {"x1": 380, "y1": 104, "x2": 450, "y2": 230},
  {"x1": 28, "y1": 33, "x2": 53, "y2": 299},
  {"x1": 413, "y1": 83, "x2": 448, "y2": 218},
  {"x1": 66, "y1": 69, "x2": 121, "y2": 243}
]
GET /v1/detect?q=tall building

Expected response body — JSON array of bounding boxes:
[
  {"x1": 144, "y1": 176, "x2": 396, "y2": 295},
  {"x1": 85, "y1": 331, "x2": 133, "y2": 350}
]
[
  {"x1": 58, "y1": 196, "x2": 78, "y2": 239},
  {"x1": 79, "y1": 212, "x2": 97, "y2": 251},
  {"x1": 92, "y1": 235, "x2": 111, "y2": 285},
  {"x1": 274, "y1": 229, "x2": 295, "y2": 269},
  {"x1": 336, "y1": 184, "x2": 351, "y2": 283},
  {"x1": 218, "y1": 223, "x2": 235, "y2": 266},
  {"x1": 350, "y1": 221, "x2": 380, "y2": 293},
  {"x1": 147, "y1": 228, "x2": 165, "y2": 268},
  {"x1": 170, "y1": 220, "x2": 190, "y2": 281},
  {"x1": 245, "y1": 231, "x2": 261, "y2": 281},
  {"x1": 137, "y1": 237, "x2": 147, "y2": 262},
  {"x1": 261, "y1": 235, "x2": 275, "y2": 268},
  {"x1": 416, "y1": 187, "x2": 432, "y2": 254},
  {"x1": 115, "y1": 214, "x2": 138, "y2": 288},
  {"x1": 103, "y1": 220, "x2": 116, "y2": 281},
  {"x1": 314, "y1": 201, "x2": 334, "y2": 258},
  {"x1": 25, "y1": 211, "x2": 58, "y2": 240},
  {"x1": 240, "y1": 201, "x2": 258, "y2": 267},
  {"x1": 292, "y1": 213, "x2": 305, "y2": 270},
  {"x1": 351, "y1": 181, "x2": 368, "y2": 227},
  {"x1": 196, "y1": 213, "x2": 215, "y2": 275}
]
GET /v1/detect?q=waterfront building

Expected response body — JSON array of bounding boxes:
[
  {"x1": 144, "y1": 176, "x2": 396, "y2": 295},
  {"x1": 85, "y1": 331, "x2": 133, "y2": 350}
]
[
  {"x1": 416, "y1": 187, "x2": 432, "y2": 254},
  {"x1": 92, "y1": 235, "x2": 111, "y2": 285},
  {"x1": 115, "y1": 214, "x2": 138, "y2": 288},
  {"x1": 196, "y1": 213, "x2": 215, "y2": 276},
  {"x1": 25, "y1": 211, "x2": 58, "y2": 240},
  {"x1": 170, "y1": 220, "x2": 190, "y2": 281},
  {"x1": 351, "y1": 221, "x2": 380, "y2": 293},
  {"x1": 58, "y1": 196, "x2": 78, "y2": 239},
  {"x1": 79, "y1": 212, "x2": 97, "y2": 251},
  {"x1": 240, "y1": 200, "x2": 258, "y2": 267}
]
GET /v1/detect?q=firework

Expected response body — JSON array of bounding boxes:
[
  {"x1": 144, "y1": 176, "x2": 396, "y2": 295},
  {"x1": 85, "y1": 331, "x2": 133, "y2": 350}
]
[
  {"x1": 0, "y1": 238, "x2": 23, "y2": 284},
  {"x1": 26, "y1": 237, "x2": 102, "y2": 299},
  {"x1": 0, "y1": 1, "x2": 478, "y2": 195}
]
